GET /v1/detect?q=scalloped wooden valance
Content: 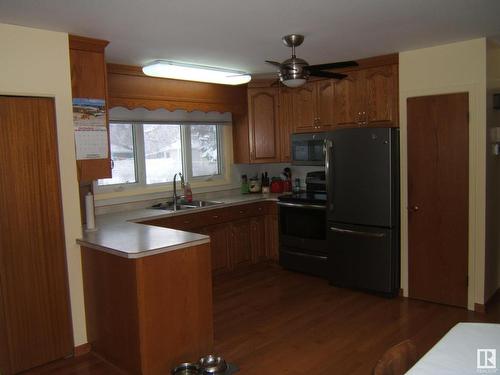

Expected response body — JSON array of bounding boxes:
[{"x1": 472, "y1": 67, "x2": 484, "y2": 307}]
[{"x1": 106, "y1": 63, "x2": 248, "y2": 115}]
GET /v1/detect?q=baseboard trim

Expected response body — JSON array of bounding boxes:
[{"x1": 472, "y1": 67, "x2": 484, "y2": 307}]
[
  {"x1": 474, "y1": 303, "x2": 486, "y2": 313},
  {"x1": 475, "y1": 288, "x2": 500, "y2": 313},
  {"x1": 74, "y1": 343, "x2": 91, "y2": 357}
]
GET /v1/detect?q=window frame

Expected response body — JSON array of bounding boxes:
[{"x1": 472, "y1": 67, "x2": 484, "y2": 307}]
[{"x1": 95, "y1": 121, "x2": 226, "y2": 194}]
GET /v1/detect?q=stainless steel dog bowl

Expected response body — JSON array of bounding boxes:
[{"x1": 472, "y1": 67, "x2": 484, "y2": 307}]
[
  {"x1": 198, "y1": 355, "x2": 227, "y2": 374},
  {"x1": 171, "y1": 362, "x2": 200, "y2": 375}
]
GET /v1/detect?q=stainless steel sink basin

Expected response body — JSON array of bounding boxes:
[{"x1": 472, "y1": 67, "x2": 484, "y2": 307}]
[
  {"x1": 151, "y1": 200, "x2": 223, "y2": 211},
  {"x1": 186, "y1": 200, "x2": 223, "y2": 208}
]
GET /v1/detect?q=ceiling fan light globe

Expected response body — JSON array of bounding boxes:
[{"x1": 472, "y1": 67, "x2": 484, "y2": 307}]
[{"x1": 282, "y1": 78, "x2": 307, "y2": 88}]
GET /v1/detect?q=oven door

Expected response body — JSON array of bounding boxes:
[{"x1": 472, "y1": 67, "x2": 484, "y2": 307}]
[
  {"x1": 278, "y1": 202, "x2": 327, "y2": 254},
  {"x1": 291, "y1": 133, "x2": 326, "y2": 166}
]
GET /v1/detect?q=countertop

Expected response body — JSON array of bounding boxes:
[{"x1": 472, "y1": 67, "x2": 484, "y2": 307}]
[{"x1": 77, "y1": 191, "x2": 281, "y2": 259}]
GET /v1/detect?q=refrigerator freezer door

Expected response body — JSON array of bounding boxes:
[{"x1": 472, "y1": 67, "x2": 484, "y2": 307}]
[
  {"x1": 327, "y1": 222, "x2": 399, "y2": 295},
  {"x1": 327, "y1": 128, "x2": 398, "y2": 227}
]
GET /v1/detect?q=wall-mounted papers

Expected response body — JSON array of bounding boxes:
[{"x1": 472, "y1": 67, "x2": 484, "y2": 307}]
[{"x1": 73, "y1": 98, "x2": 108, "y2": 160}]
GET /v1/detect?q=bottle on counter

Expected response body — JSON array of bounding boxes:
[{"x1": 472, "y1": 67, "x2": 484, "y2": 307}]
[
  {"x1": 184, "y1": 182, "x2": 193, "y2": 203},
  {"x1": 241, "y1": 174, "x2": 250, "y2": 194}
]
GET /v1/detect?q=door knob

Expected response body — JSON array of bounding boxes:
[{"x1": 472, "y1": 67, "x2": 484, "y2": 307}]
[{"x1": 409, "y1": 205, "x2": 420, "y2": 212}]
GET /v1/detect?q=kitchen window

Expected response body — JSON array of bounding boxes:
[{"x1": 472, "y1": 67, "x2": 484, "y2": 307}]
[{"x1": 97, "y1": 122, "x2": 224, "y2": 189}]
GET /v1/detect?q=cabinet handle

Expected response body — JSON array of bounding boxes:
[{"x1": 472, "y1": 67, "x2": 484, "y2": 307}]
[
  {"x1": 239, "y1": 210, "x2": 245, "y2": 214},
  {"x1": 183, "y1": 220, "x2": 191, "y2": 224},
  {"x1": 213, "y1": 215, "x2": 219, "y2": 219}
]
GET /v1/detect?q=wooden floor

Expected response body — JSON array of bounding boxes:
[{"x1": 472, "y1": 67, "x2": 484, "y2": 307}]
[{"x1": 23, "y1": 262, "x2": 500, "y2": 374}]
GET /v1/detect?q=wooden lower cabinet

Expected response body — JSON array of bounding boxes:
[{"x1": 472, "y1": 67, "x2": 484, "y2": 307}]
[
  {"x1": 229, "y1": 219, "x2": 254, "y2": 268},
  {"x1": 81, "y1": 244, "x2": 213, "y2": 375},
  {"x1": 251, "y1": 217, "x2": 267, "y2": 262},
  {"x1": 198, "y1": 224, "x2": 231, "y2": 274},
  {"x1": 143, "y1": 202, "x2": 278, "y2": 273}
]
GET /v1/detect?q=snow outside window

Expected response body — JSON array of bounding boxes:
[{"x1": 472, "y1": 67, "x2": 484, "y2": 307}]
[{"x1": 97, "y1": 122, "x2": 222, "y2": 188}]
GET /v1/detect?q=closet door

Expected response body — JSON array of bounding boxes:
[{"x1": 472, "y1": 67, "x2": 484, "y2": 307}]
[{"x1": 0, "y1": 96, "x2": 73, "y2": 374}]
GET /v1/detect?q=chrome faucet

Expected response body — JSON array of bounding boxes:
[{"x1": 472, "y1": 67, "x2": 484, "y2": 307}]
[{"x1": 172, "y1": 172, "x2": 183, "y2": 211}]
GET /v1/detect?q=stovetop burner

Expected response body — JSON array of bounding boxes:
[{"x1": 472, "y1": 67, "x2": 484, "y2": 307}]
[{"x1": 278, "y1": 191, "x2": 327, "y2": 205}]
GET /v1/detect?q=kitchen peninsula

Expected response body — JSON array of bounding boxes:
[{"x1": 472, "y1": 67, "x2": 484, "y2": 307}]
[{"x1": 77, "y1": 192, "x2": 280, "y2": 375}]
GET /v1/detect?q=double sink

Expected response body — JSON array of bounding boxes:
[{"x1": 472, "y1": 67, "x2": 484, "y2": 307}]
[{"x1": 151, "y1": 200, "x2": 223, "y2": 212}]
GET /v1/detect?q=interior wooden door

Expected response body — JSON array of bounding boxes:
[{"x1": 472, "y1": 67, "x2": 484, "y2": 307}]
[
  {"x1": 0, "y1": 96, "x2": 73, "y2": 374},
  {"x1": 407, "y1": 92, "x2": 469, "y2": 308},
  {"x1": 247, "y1": 88, "x2": 280, "y2": 162}
]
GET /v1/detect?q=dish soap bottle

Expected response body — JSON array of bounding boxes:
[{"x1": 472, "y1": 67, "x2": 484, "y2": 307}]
[{"x1": 184, "y1": 182, "x2": 193, "y2": 203}]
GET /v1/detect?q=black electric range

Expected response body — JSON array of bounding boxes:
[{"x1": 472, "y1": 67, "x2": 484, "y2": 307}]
[{"x1": 277, "y1": 171, "x2": 328, "y2": 278}]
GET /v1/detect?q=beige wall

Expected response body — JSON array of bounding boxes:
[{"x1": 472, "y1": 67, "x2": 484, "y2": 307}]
[
  {"x1": 0, "y1": 23, "x2": 87, "y2": 345},
  {"x1": 399, "y1": 38, "x2": 487, "y2": 310},
  {"x1": 485, "y1": 40, "x2": 500, "y2": 301}
]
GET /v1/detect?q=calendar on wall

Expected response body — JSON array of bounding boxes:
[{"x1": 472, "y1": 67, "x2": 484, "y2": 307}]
[{"x1": 72, "y1": 98, "x2": 108, "y2": 160}]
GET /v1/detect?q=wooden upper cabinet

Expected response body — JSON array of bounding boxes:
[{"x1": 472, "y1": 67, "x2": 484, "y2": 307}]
[
  {"x1": 315, "y1": 79, "x2": 335, "y2": 129},
  {"x1": 278, "y1": 88, "x2": 294, "y2": 162},
  {"x1": 333, "y1": 64, "x2": 398, "y2": 127},
  {"x1": 292, "y1": 80, "x2": 335, "y2": 133},
  {"x1": 333, "y1": 71, "x2": 363, "y2": 127},
  {"x1": 292, "y1": 83, "x2": 316, "y2": 133},
  {"x1": 248, "y1": 87, "x2": 280, "y2": 163},
  {"x1": 364, "y1": 65, "x2": 398, "y2": 126},
  {"x1": 69, "y1": 35, "x2": 112, "y2": 181}
]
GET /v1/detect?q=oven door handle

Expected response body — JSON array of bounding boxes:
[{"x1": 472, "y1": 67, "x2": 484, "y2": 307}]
[
  {"x1": 329, "y1": 227, "x2": 386, "y2": 238},
  {"x1": 277, "y1": 202, "x2": 326, "y2": 210},
  {"x1": 281, "y1": 248, "x2": 328, "y2": 261}
]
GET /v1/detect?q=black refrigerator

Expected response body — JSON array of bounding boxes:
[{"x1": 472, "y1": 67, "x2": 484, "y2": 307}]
[{"x1": 326, "y1": 127, "x2": 400, "y2": 296}]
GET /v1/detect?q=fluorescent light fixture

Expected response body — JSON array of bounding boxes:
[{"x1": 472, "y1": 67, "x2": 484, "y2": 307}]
[{"x1": 142, "y1": 60, "x2": 251, "y2": 85}]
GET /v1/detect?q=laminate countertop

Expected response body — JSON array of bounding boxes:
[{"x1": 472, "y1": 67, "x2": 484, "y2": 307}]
[{"x1": 77, "y1": 191, "x2": 281, "y2": 259}]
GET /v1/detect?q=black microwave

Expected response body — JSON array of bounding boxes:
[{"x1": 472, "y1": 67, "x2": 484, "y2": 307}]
[{"x1": 291, "y1": 133, "x2": 326, "y2": 166}]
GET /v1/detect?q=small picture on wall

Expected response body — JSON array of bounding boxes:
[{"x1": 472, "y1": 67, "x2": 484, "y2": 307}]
[{"x1": 72, "y1": 98, "x2": 106, "y2": 127}]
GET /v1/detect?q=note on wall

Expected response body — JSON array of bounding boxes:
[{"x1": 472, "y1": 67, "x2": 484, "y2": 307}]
[{"x1": 73, "y1": 98, "x2": 108, "y2": 160}]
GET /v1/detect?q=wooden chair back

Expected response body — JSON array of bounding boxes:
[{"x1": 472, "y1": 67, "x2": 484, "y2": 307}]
[{"x1": 373, "y1": 339, "x2": 417, "y2": 375}]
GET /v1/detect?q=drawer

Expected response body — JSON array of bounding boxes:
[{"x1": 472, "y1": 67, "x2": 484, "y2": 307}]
[{"x1": 227, "y1": 202, "x2": 268, "y2": 220}]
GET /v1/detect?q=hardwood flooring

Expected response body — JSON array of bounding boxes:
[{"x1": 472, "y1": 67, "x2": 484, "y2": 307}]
[{"x1": 22, "y1": 262, "x2": 500, "y2": 375}]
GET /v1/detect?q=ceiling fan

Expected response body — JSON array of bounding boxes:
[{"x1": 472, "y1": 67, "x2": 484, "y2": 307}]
[{"x1": 265, "y1": 34, "x2": 359, "y2": 88}]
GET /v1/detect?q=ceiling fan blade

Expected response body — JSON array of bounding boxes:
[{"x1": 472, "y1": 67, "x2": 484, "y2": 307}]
[
  {"x1": 309, "y1": 70, "x2": 348, "y2": 79},
  {"x1": 270, "y1": 79, "x2": 281, "y2": 87},
  {"x1": 306, "y1": 61, "x2": 358, "y2": 71},
  {"x1": 265, "y1": 60, "x2": 282, "y2": 67}
]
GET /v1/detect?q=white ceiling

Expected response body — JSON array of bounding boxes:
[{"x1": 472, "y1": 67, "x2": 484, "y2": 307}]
[{"x1": 1, "y1": 0, "x2": 500, "y2": 75}]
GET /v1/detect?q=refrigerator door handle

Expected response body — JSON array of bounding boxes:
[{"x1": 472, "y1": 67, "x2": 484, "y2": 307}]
[
  {"x1": 329, "y1": 226, "x2": 386, "y2": 238},
  {"x1": 325, "y1": 139, "x2": 333, "y2": 212}
]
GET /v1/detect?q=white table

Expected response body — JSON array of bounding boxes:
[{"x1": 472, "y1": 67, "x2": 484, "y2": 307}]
[{"x1": 406, "y1": 323, "x2": 500, "y2": 374}]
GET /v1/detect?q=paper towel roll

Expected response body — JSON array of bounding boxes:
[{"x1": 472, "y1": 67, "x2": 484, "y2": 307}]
[{"x1": 85, "y1": 192, "x2": 96, "y2": 230}]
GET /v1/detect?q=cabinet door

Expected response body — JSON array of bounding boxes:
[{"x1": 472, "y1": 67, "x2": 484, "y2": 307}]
[
  {"x1": 248, "y1": 88, "x2": 280, "y2": 162},
  {"x1": 292, "y1": 83, "x2": 316, "y2": 133},
  {"x1": 315, "y1": 80, "x2": 335, "y2": 129},
  {"x1": 333, "y1": 71, "x2": 363, "y2": 127},
  {"x1": 364, "y1": 65, "x2": 398, "y2": 126},
  {"x1": 250, "y1": 217, "x2": 267, "y2": 262},
  {"x1": 265, "y1": 214, "x2": 279, "y2": 261},
  {"x1": 69, "y1": 36, "x2": 111, "y2": 181},
  {"x1": 200, "y1": 224, "x2": 231, "y2": 274},
  {"x1": 279, "y1": 88, "x2": 294, "y2": 162},
  {"x1": 229, "y1": 219, "x2": 253, "y2": 268}
]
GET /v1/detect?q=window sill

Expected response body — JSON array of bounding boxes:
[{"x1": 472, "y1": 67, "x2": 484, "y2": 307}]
[{"x1": 94, "y1": 177, "x2": 238, "y2": 209}]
